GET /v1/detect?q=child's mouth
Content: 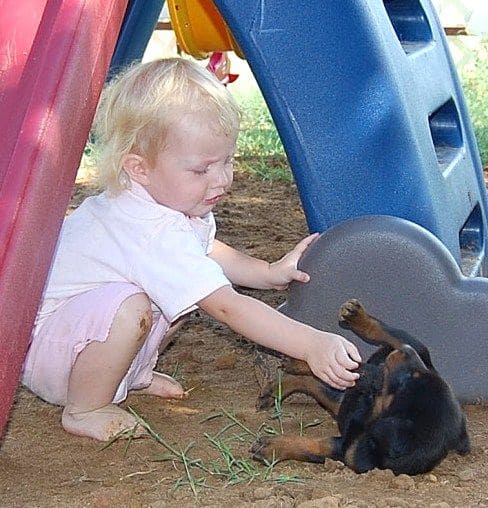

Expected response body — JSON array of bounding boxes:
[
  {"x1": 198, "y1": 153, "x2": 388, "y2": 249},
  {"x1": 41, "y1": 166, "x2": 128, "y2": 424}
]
[{"x1": 204, "y1": 194, "x2": 223, "y2": 206}]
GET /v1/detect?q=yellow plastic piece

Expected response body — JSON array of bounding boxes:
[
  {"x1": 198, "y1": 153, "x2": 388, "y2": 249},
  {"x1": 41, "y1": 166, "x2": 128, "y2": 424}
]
[{"x1": 168, "y1": 0, "x2": 243, "y2": 59}]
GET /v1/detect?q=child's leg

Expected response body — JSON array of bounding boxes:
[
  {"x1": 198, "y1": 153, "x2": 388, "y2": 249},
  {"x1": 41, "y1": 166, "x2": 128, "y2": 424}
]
[
  {"x1": 62, "y1": 293, "x2": 154, "y2": 440},
  {"x1": 62, "y1": 296, "x2": 190, "y2": 439},
  {"x1": 23, "y1": 283, "x2": 189, "y2": 441},
  {"x1": 131, "y1": 315, "x2": 189, "y2": 399}
]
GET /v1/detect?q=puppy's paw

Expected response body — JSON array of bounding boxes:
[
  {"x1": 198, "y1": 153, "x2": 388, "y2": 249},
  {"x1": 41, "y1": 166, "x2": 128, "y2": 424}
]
[
  {"x1": 250, "y1": 436, "x2": 282, "y2": 463},
  {"x1": 256, "y1": 382, "x2": 276, "y2": 411},
  {"x1": 338, "y1": 299, "x2": 366, "y2": 329}
]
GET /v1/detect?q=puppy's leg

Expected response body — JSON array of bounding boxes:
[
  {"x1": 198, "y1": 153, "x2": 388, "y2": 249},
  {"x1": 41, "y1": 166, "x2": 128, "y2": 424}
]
[
  {"x1": 339, "y1": 299, "x2": 433, "y2": 369},
  {"x1": 257, "y1": 374, "x2": 343, "y2": 416},
  {"x1": 339, "y1": 299, "x2": 403, "y2": 348},
  {"x1": 251, "y1": 435, "x2": 339, "y2": 464},
  {"x1": 282, "y1": 358, "x2": 313, "y2": 376},
  {"x1": 454, "y1": 421, "x2": 471, "y2": 455}
]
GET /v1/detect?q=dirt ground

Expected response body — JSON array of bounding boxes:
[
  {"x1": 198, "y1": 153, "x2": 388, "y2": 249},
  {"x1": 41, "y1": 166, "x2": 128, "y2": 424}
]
[{"x1": 1, "y1": 170, "x2": 487, "y2": 507}]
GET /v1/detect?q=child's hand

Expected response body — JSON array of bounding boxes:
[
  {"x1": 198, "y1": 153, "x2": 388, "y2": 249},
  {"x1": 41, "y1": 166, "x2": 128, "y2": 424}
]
[
  {"x1": 304, "y1": 332, "x2": 361, "y2": 390},
  {"x1": 200, "y1": 285, "x2": 361, "y2": 390},
  {"x1": 268, "y1": 233, "x2": 319, "y2": 290}
]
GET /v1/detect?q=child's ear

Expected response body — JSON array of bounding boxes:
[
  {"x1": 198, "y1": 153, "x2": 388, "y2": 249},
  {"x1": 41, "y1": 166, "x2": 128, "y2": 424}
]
[{"x1": 121, "y1": 153, "x2": 150, "y2": 186}]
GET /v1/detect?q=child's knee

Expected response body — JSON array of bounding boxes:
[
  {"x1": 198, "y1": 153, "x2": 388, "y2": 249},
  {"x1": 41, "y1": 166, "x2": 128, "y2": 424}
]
[{"x1": 116, "y1": 292, "x2": 153, "y2": 341}]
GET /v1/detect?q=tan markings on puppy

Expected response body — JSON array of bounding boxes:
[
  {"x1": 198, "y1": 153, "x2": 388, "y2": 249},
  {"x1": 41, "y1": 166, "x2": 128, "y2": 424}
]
[
  {"x1": 258, "y1": 436, "x2": 333, "y2": 462},
  {"x1": 340, "y1": 299, "x2": 403, "y2": 349},
  {"x1": 384, "y1": 349, "x2": 410, "y2": 373},
  {"x1": 285, "y1": 436, "x2": 333, "y2": 462},
  {"x1": 282, "y1": 358, "x2": 313, "y2": 376},
  {"x1": 258, "y1": 374, "x2": 341, "y2": 416},
  {"x1": 350, "y1": 314, "x2": 403, "y2": 349},
  {"x1": 344, "y1": 439, "x2": 359, "y2": 468},
  {"x1": 371, "y1": 393, "x2": 394, "y2": 419}
]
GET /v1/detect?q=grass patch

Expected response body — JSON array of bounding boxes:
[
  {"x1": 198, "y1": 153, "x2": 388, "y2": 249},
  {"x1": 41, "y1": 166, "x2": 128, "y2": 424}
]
[
  {"x1": 235, "y1": 44, "x2": 488, "y2": 182},
  {"x1": 234, "y1": 91, "x2": 286, "y2": 160},
  {"x1": 79, "y1": 47, "x2": 486, "y2": 186},
  {"x1": 102, "y1": 400, "x2": 311, "y2": 499},
  {"x1": 234, "y1": 89, "x2": 292, "y2": 183},
  {"x1": 236, "y1": 155, "x2": 292, "y2": 183},
  {"x1": 271, "y1": 369, "x2": 284, "y2": 435},
  {"x1": 204, "y1": 433, "x2": 264, "y2": 485},
  {"x1": 458, "y1": 43, "x2": 488, "y2": 166}
]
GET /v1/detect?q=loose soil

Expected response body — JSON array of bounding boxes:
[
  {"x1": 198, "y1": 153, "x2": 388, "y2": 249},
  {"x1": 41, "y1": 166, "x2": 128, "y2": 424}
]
[{"x1": 1, "y1": 170, "x2": 487, "y2": 507}]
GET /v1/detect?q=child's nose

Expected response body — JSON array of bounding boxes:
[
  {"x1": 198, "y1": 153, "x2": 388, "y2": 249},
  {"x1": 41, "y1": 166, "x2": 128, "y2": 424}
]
[{"x1": 214, "y1": 167, "x2": 233, "y2": 188}]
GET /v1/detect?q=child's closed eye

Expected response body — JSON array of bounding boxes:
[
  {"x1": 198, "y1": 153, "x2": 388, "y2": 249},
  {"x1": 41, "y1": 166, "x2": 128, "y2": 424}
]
[{"x1": 192, "y1": 166, "x2": 210, "y2": 175}]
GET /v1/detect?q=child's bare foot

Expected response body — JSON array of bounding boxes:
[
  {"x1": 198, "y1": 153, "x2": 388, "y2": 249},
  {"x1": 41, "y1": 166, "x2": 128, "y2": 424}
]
[
  {"x1": 132, "y1": 372, "x2": 188, "y2": 399},
  {"x1": 62, "y1": 404, "x2": 145, "y2": 441}
]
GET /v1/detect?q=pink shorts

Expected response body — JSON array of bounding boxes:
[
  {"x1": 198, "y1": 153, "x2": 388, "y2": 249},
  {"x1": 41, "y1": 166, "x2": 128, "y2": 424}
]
[{"x1": 21, "y1": 283, "x2": 170, "y2": 406}]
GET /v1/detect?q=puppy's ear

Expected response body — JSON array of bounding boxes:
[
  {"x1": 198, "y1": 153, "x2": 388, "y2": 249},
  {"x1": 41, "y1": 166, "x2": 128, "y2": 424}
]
[{"x1": 121, "y1": 153, "x2": 150, "y2": 186}]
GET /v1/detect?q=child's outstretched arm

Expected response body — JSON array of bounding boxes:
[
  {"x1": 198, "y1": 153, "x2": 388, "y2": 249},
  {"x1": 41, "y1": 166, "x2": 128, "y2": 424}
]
[
  {"x1": 198, "y1": 285, "x2": 361, "y2": 390},
  {"x1": 210, "y1": 233, "x2": 318, "y2": 290}
]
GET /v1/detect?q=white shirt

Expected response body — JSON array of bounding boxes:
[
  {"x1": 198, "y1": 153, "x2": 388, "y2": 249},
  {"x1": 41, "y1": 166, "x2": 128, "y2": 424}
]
[{"x1": 38, "y1": 183, "x2": 231, "y2": 323}]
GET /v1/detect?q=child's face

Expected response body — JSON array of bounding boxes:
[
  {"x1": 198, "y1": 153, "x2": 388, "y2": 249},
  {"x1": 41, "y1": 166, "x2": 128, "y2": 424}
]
[{"x1": 144, "y1": 114, "x2": 236, "y2": 217}]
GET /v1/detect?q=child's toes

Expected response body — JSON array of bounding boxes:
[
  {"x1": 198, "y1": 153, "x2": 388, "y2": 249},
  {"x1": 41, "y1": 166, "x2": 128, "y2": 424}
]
[{"x1": 133, "y1": 372, "x2": 187, "y2": 399}]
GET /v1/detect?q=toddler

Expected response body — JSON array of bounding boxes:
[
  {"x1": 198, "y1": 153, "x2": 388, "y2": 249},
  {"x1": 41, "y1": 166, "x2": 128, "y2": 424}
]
[{"x1": 22, "y1": 58, "x2": 361, "y2": 441}]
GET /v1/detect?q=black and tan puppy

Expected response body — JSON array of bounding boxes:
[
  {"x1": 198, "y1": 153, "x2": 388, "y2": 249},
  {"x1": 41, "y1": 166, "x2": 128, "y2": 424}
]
[{"x1": 251, "y1": 299, "x2": 470, "y2": 475}]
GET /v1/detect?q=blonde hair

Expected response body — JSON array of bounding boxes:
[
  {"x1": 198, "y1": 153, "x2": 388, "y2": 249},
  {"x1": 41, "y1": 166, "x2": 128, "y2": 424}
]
[{"x1": 92, "y1": 58, "x2": 241, "y2": 194}]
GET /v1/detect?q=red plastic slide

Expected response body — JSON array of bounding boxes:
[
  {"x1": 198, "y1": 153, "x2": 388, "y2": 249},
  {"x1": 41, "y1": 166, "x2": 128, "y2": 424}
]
[{"x1": 0, "y1": 0, "x2": 128, "y2": 438}]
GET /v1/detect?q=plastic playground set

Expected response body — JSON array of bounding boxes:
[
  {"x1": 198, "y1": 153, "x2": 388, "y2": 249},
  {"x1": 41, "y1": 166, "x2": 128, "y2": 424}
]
[{"x1": 0, "y1": 0, "x2": 486, "y2": 439}]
